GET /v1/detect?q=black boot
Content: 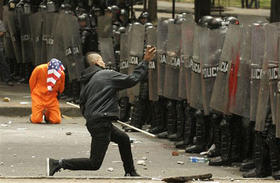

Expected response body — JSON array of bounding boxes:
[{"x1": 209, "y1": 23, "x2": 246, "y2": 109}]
[
  {"x1": 207, "y1": 113, "x2": 222, "y2": 158},
  {"x1": 239, "y1": 118, "x2": 254, "y2": 171},
  {"x1": 23, "y1": 63, "x2": 31, "y2": 83},
  {"x1": 119, "y1": 97, "x2": 131, "y2": 122},
  {"x1": 130, "y1": 99, "x2": 144, "y2": 130},
  {"x1": 268, "y1": 125, "x2": 280, "y2": 180},
  {"x1": 125, "y1": 169, "x2": 140, "y2": 177},
  {"x1": 149, "y1": 101, "x2": 164, "y2": 134},
  {"x1": 18, "y1": 63, "x2": 26, "y2": 83},
  {"x1": 185, "y1": 109, "x2": 206, "y2": 153},
  {"x1": 173, "y1": 101, "x2": 185, "y2": 143},
  {"x1": 243, "y1": 132, "x2": 271, "y2": 178},
  {"x1": 209, "y1": 116, "x2": 231, "y2": 166},
  {"x1": 240, "y1": 160, "x2": 255, "y2": 172},
  {"x1": 61, "y1": 73, "x2": 72, "y2": 100},
  {"x1": 166, "y1": 100, "x2": 177, "y2": 140},
  {"x1": 230, "y1": 115, "x2": 242, "y2": 163},
  {"x1": 175, "y1": 101, "x2": 192, "y2": 148},
  {"x1": 156, "y1": 98, "x2": 168, "y2": 138},
  {"x1": 72, "y1": 79, "x2": 80, "y2": 104}
]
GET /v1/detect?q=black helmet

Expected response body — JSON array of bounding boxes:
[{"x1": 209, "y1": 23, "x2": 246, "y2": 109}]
[
  {"x1": 61, "y1": 3, "x2": 72, "y2": 11},
  {"x1": 78, "y1": 13, "x2": 88, "y2": 22},
  {"x1": 111, "y1": 5, "x2": 119, "y2": 12},
  {"x1": 175, "y1": 14, "x2": 183, "y2": 20},
  {"x1": 208, "y1": 17, "x2": 224, "y2": 29},
  {"x1": 46, "y1": 0, "x2": 56, "y2": 12},
  {"x1": 144, "y1": 22, "x2": 153, "y2": 29},
  {"x1": 23, "y1": 2, "x2": 31, "y2": 14},
  {"x1": 139, "y1": 11, "x2": 149, "y2": 19},
  {"x1": 176, "y1": 18, "x2": 186, "y2": 24},
  {"x1": 106, "y1": 6, "x2": 112, "y2": 12},
  {"x1": 224, "y1": 16, "x2": 239, "y2": 25},
  {"x1": 118, "y1": 26, "x2": 126, "y2": 34},
  {"x1": 198, "y1": 16, "x2": 214, "y2": 27},
  {"x1": 133, "y1": 22, "x2": 141, "y2": 26},
  {"x1": 168, "y1": 18, "x2": 175, "y2": 24},
  {"x1": 120, "y1": 9, "x2": 126, "y2": 16}
]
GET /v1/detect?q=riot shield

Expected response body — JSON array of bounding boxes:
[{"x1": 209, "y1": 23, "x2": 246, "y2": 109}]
[
  {"x1": 269, "y1": 24, "x2": 280, "y2": 129},
  {"x1": 97, "y1": 15, "x2": 115, "y2": 67},
  {"x1": 40, "y1": 12, "x2": 48, "y2": 62},
  {"x1": 127, "y1": 23, "x2": 145, "y2": 103},
  {"x1": 210, "y1": 24, "x2": 242, "y2": 114},
  {"x1": 181, "y1": 21, "x2": 195, "y2": 102},
  {"x1": 3, "y1": 6, "x2": 22, "y2": 64},
  {"x1": 200, "y1": 28, "x2": 226, "y2": 115},
  {"x1": 146, "y1": 26, "x2": 158, "y2": 101},
  {"x1": 18, "y1": 13, "x2": 33, "y2": 64},
  {"x1": 277, "y1": 28, "x2": 280, "y2": 138},
  {"x1": 119, "y1": 31, "x2": 129, "y2": 98},
  {"x1": 189, "y1": 25, "x2": 203, "y2": 109},
  {"x1": 97, "y1": 15, "x2": 113, "y2": 38},
  {"x1": 62, "y1": 13, "x2": 84, "y2": 81},
  {"x1": 3, "y1": 6, "x2": 15, "y2": 60},
  {"x1": 228, "y1": 26, "x2": 251, "y2": 118},
  {"x1": 44, "y1": 12, "x2": 58, "y2": 62},
  {"x1": 51, "y1": 12, "x2": 66, "y2": 64},
  {"x1": 157, "y1": 18, "x2": 168, "y2": 96},
  {"x1": 29, "y1": 12, "x2": 43, "y2": 65},
  {"x1": 250, "y1": 24, "x2": 265, "y2": 122},
  {"x1": 163, "y1": 21, "x2": 181, "y2": 100},
  {"x1": 256, "y1": 23, "x2": 279, "y2": 132},
  {"x1": 99, "y1": 37, "x2": 115, "y2": 66}
]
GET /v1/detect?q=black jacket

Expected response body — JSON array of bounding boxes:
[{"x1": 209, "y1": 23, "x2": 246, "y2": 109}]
[{"x1": 80, "y1": 61, "x2": 148, "y2": 125}]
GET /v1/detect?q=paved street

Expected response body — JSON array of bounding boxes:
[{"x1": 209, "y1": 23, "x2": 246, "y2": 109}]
[{"x1": 0, "y1": 116, "x2": 242, "y2": 179}]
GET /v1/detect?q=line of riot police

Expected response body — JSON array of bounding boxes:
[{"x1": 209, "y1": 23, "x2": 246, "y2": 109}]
[
  {"x1": 2, "y1": 0, "x2": 138, "y2": 103},
  {"x1": 117, "y1": 13, "x2": 280, "y2": 180},
  {"x1": 3, "y1": 0, "x2": 280, "y2": 180}
]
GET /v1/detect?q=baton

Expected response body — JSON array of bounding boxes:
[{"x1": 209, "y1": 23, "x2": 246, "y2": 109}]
[{"x1": 66, "y1": 102, "x2": 156, "y2": 138}]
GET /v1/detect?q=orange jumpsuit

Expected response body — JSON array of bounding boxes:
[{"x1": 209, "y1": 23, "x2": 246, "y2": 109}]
[{"x1": 29, "y1": 64, "x2": 65, "y2": 124}]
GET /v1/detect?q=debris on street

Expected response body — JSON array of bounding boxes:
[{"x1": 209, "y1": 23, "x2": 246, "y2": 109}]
[
  {"x1": 137, "y1": 160, "x2": 146, "y2": 166},
  {"x1": 65, "y1": 132, "x2": 72, "y2": 136},
  {"x1": 2, "y1": 97, "x2": 10, "y2": 102}
]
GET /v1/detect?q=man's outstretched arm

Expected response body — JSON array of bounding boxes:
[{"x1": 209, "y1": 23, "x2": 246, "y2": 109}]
[{"x1": 110, "y1": 46, "x2": 156, "y2": 90}]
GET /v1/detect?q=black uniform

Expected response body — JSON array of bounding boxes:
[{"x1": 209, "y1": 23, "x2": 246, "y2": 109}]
[{"x1": 80, "y1": 27, "x2": 99, "y2": 56}]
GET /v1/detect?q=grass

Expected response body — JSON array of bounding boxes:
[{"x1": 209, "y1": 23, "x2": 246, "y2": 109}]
[{"x1": 162, "y1": 0, "x2": 271, "y2": 9}]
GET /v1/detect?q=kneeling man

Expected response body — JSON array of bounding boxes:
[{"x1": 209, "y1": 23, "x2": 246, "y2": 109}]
[{"x1": 29, "y1": 58, "x2": 65, "y2": 124}]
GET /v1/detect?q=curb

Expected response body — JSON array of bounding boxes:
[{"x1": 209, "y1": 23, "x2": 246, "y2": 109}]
[
  {"x1": 0, "y1": 176, "x2": 154, "y2": 180},
  {"x1": 0, "y1": 106, "x2": 82, "y2": 117}
]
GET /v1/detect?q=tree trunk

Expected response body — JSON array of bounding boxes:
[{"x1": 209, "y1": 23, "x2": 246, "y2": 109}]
[
  {"x1": 148, "y1": 0, "x2": 157, "y2": 24},
  {"x1": 270, "y1": 0, "x2": 280, "y2": 23},
  {"x1": 194, "y1": 0, "x2": 211, "y2": 23}
]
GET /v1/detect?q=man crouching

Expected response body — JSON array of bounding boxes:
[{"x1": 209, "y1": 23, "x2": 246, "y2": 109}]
[{"x1": 47, "y1": 46, "x2": 156, "y2": 176}]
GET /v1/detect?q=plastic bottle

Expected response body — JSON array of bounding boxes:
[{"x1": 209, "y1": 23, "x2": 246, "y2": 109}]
[{"x1": 189, "y1": 156, "x2": 209, "y2": 163}]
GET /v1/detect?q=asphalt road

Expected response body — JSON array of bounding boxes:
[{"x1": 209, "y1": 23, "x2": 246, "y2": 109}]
[{"x1": 0, "y1": 116, "x2": 243, "y2": 179}]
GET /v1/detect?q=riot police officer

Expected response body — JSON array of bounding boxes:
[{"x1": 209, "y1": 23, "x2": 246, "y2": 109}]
[{"x1": 78, "y1": 13, "x2": 99, "y2": 58}]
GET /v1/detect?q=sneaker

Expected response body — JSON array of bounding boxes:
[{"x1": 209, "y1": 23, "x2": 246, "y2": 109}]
[
  {"x1": 124, "y1": 170, "x2": 140, "y2": 177},
  {"x1": 46, "y1": 158, "x2": 61, "y2": 176}
]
